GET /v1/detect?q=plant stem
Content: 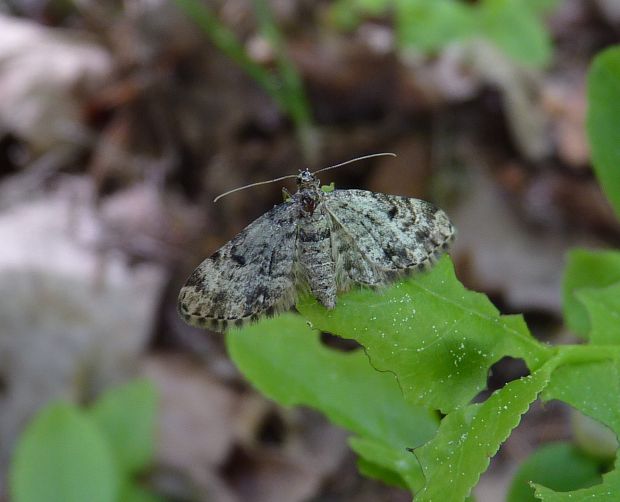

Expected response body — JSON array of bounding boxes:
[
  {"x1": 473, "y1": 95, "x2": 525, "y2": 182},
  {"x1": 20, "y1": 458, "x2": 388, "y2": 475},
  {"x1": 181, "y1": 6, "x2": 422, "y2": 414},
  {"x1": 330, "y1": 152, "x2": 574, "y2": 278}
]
[
  {"x1": 555, "y1": 344, "x2": 620, "y2": 365},
  {"x1": 175, "y1": 0, "x2": 318, "y2": 164}
]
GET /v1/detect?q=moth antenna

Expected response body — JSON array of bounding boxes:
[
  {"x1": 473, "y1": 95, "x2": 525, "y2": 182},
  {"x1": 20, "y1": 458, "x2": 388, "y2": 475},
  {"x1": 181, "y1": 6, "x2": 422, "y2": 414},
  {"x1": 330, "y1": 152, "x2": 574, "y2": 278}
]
[
  {"x1": 311, "y1": 152, "x2": 396, "y2": 176},
  {"x1": 213, "y1": 152, "x2": 397, "y2": 202},
  {"x1": 213, "y1": 173, "x2": 299, "y2": 203}
]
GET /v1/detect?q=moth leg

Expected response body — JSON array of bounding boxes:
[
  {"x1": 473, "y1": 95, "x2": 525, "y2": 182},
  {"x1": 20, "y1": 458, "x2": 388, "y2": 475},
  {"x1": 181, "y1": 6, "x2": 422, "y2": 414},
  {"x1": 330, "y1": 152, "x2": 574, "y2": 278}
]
[{"x1": 282, "y1": 187, "x2": 293, "y2": 202}]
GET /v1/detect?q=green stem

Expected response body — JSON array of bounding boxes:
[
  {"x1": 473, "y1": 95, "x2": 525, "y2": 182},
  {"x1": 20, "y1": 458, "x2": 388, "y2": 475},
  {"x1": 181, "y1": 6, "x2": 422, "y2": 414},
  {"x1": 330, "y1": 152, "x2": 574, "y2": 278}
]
[
  {"x1": 175, "y1": 0, "x2": 318, "y2": 164},
  {"x1": 253, "y1": 0, "x2": 317, "y2": 165},
  {"x1": 555, "y1": 344, "x2": 620, "y2": 365}
]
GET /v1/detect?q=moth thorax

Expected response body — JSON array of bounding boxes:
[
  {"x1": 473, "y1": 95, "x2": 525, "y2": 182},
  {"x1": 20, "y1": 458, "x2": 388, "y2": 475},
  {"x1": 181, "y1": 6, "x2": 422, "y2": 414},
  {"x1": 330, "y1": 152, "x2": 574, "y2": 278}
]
[{"x1": 300, "y1": 191, "x2": 321, "y2": 215}]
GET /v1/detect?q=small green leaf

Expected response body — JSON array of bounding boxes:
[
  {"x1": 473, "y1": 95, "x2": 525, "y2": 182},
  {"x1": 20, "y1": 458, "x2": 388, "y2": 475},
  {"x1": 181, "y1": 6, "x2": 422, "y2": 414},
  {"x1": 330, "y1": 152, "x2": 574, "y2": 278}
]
[
  {"x1": 321, "y1": 182, "x2": 336, "y2": 193},
  {"x1": 329, "y1": 0, "x2": 390, "y2": 30},
  {"x1": 520, "y1": 0, "x2": 561, "y2": 14},
  {"x1": 414, "y1": 360, "x2": 558, "y2": 501},
  {"x1": 349, "y1": 436, "x2": 424, "y2": 490},
  {"x1": 89, "y1": 379, "x2": 159, "y2": 476},
  {"x1": 396, "y1": 0, "x2": 476, "y2": 53},
  {"x1": 543, "y1": 360, "x2": 620, "y2": 438},
  {"x1": 572, "y1": 410, "x2": 618, "y2": 461},
  {"x1": 576, "y1": 282, "x2": 620, "y2": 345},
  {"x1": 535, "y1": 470, "x2": 620, "y2": 501},
  {"x1": 298, "y1": 256, "x2": 551, "y2": 413},
  {"x1": 357, "y1": 458, "x2": 408, "y2": 489},
  {"x1": 507, "y1": 442, "x2": 602, "y2": 502},
  {"x1": 537, "y1": 358, "x2": 620, "y2": 500},
  {"x1": 563, "y1": 249, "x2": 620, "y2": 337},
  {"x1": 227, "y1": 314, "x2": 438, "y2": 492},
  {"x1": 120, "y1": 482, "x2": 167, "y2": 502},
  {"x1": 10, "y1": 402, "x2": 118, "y2": 502},
  {"x1": 478, "y1": 0, "x2": 552, "y2": 67},
  {"x1": 353, "y1": 440, "x2": 410, "y2": 489},
  {"x1": 587, "y1": 46, "x2": 620, "y2": 219}
]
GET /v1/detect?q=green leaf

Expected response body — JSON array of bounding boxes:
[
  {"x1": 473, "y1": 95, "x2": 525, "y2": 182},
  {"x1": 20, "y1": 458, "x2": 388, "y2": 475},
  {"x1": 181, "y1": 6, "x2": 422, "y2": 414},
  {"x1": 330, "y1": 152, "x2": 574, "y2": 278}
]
[
  {"x1": 120, "y1": 482, "x2": 167, "y2": 502},
  {"x1": 354, "y1": 443, "x2": 409, "y2": 489},
  {"x1": 563, "y1": 249, "x2": 620, "y2": 337},
  {"x1": 576, "y1": 282, "x2": 620, "y2": 345},
  {"x1": 396, "y1": 0, "x2": 476, "y2": 53},
  {"x1": 587, "y1": 46, "x2": 620, "y2": 219},
  {"x1": 89, "y1": 379, "x2": 159, "y2": 476},
  {"x1": 329, "y1": 0, "x2": 391, "y2": 30},
  {"x1": 297, "y1": 256, "x2": 551, "y2": 413},
  {"x1": 321, "y1": 182, "x2": 336, "y2": 193},
  {"x1": 572, "y1": 410, "x2": 618, "y2": 461},
  {"x1": 543, "y1": 360, "x2": 620, "y2": 438},
  {"x1": 349, "y1": 436, "x2": 424, "y2": 490},
  {"x1": 507, "y1": 442, "x2": 602, "y2": 502},
  {"x1": 535, "y1": 470, "x2": 620, "y2": 501},
  {"x1": 478, "y1": 0, "x2": 552, "y2": 67},
  {"x1": 536, "y1": 358, "x2": 620, "y2": 500},
  {"x1": 226, "y1": 314, "x2": 438, "y2": 492},
  {"x1": 10, "y1": 402, "x2": 118, "y2": 502},
  {"x1": 413, "y1": 359, "x2": 558, "y2": 501},
  {"x1": 520, "y1": 0, "x2": 561, "y2": 14}
]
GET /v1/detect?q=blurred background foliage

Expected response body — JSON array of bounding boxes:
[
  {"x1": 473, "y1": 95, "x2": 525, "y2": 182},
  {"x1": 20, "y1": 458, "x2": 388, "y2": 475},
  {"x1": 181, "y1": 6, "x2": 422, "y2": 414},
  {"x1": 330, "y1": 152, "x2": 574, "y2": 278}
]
[{"x1": 0, "y1": 0, "x2": 619, "y2": 501}]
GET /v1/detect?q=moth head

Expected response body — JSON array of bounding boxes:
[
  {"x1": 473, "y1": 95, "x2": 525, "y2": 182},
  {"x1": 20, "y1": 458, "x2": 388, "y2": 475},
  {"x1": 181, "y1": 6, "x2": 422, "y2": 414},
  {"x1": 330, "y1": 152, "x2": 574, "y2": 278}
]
[{"x1": 296, "y1": 169, "x2": 320, "y2": 189}]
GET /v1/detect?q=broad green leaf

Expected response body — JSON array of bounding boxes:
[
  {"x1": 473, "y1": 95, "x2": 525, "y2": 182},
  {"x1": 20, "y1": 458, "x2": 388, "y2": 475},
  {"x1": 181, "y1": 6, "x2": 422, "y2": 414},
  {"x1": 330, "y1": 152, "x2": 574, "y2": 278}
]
[
  {"x1": 329, "y1": 1, "x2": 364, "y2": 31},
  {"x1": 227, "y1": 314, "x2": 438, "y2": 491},
  {"x1": 587, "y1": 46, "x2": 620, "y2": 219},
  {"x1": 478, "y1": 0, "x2": 552, "y2": 67},
  {"x1": 507, "y1": 442, "x2": 602, "y2": 502},
  {"x1": 563, "y1": 249, "x2": 620, "y2": 337},
  {"x1": 298, "y1": 256, "x2": 551, "y2": 413},
  {"x1": 352, "y1": 438, "x2": 411, "y2": 489},
  {"x1": 521, "y1": 0, "x2": 561, "y2": 14},
  {"x1": 10, "y1": 402, "x2": 118, "y2": 502},
  {"x1": 413, "y1": 359, "x2": 558, "y2": 501},
  {"x1": 89, "y1": 379, "x2": 159, "y2": 476},
  {"x1": 357, "y1": 458, "x2": 408, "y2": 489},
  {"x1": 120, "y1": 482, "x2": 167, "y2": 502},
  {"x1": 543, "y1": 360, "x2": 620, "y2": 438},
  {"x1": 535, "y1": 469, "x2": 620, "y2": 501},
  {"x1": 576, "y1": 283, "x2": 620, "y2": 345},
  {"x1": 572, "y1": 410, "x2": 618, "y2": 461},
  {"x1": 537, "y1": 359, "x2": 620, "y2": 500},
  {"x1": 329, "y1": 0, "x2": 390, "y2": 26},
  {"x1": 349, "y1": 436, "x2": 423, "y2": 490},
  {"x1": 396, "y1": 0, "x2": 476, "y2": 52}
]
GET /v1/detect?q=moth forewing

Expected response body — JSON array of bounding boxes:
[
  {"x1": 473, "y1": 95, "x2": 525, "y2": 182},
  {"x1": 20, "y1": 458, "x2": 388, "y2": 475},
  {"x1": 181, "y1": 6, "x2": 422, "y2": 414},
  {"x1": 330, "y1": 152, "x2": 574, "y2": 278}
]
[{"x1": 179, "y1": 168, "x2": 455, "y2": 332}]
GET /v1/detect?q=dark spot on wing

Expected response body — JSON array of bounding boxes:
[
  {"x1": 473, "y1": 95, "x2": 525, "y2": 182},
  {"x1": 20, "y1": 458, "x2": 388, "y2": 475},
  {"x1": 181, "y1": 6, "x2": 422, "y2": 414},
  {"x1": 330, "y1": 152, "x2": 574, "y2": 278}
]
[
  {"x1": 388, "y1": 206, "x2": 398, "y2": 220},
  {"x1": 246, "y1": 285, "x2": 270, "y2": 313},
  {"x1": 415, "y1": 229, "x2": 430, "y2": 242},
  {"x1": 212, "y1": 291, "x2": 228, "y2": 305},
  {"x1": 299, "y1": 227, "x2": 330, "y2": 242},
  {"x1": 231, "y1": 252, "x2": 246, "y2": 266},
  {"x1": 185, "y1": 273, "x2": 205, "y2": 290}
]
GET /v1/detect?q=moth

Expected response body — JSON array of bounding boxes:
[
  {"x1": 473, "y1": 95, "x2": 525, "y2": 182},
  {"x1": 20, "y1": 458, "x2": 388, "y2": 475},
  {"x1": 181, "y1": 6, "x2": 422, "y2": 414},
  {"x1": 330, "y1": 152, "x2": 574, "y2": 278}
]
[{"x1": 178, "y1": 154, "x2": 455, "y2": 332}]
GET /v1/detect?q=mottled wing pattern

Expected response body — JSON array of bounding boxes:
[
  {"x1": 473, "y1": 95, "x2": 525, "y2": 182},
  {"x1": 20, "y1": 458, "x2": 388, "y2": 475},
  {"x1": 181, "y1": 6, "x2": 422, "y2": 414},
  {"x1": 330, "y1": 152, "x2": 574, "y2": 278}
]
[
  {"x1": 178, "y1": 202, "x2": 298, "y2": 332},
  {"x1": 325, "y1": 189, "x2": 455, "y2": 287}
]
